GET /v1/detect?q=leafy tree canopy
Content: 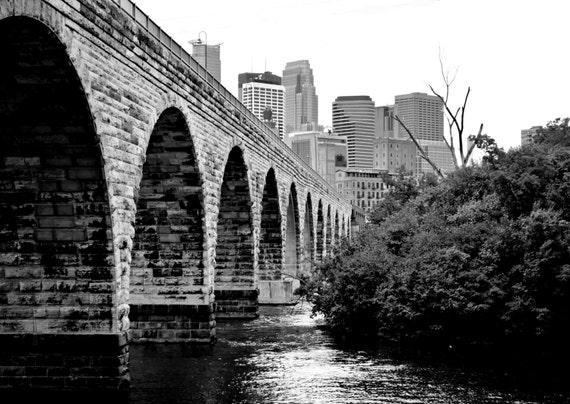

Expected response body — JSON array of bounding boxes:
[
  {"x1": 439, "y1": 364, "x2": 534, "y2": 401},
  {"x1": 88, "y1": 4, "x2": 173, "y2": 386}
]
[{"x1": 302, "y1": 121, "x2": 570, "y2": 361}]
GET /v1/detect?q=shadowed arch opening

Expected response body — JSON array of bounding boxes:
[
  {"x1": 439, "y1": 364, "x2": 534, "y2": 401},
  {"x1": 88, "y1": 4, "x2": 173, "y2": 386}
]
[
  {"x1": 0, "y1": 16, "x2": 113, "y2": 331},
  {"x1": 302, "y1": 193, "x2": 314, "y2": 271},
  {"x1": 259, "y1": 168, "x2": 282, "y2": 281},
  {"x1": 215, "y1": 147, "x2": 256, "y2": 318},
  {"x1": 335, "y1": 211, "x2": 340, "y2": 242},
  {"x1": 131, "y1": 107, "x2": 207, "y2": 341},
  {"x1": 342, "y1": 215, "x2": 346, "y2": 238},
  {"x1": 284, "y1": 183, "x2": 300, "y2": 279},
  {"x1": 316, "y1": 200, "x2": 324, "y2": 262},
  {"x1": 325, "y1": 205, "x2": 332, "y2": 256},
  {"x1": 350, "y1": 209, "x2": 358, "y2": 238},
  {"x1": 0, "y1": 16, "x2": 126, "y2": 391}
]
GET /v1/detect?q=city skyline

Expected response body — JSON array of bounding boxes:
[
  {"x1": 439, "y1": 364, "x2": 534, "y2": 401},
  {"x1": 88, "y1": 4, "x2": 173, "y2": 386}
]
[{"x1": 132, "y1": 0, "x2": 570, "y2": 152}]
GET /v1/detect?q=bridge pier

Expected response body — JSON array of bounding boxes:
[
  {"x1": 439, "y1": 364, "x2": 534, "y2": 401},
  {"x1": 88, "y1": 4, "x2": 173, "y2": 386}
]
[
  {"x1": 258, "y1": 278, "x2": 301, "y2": 305},
  {"x1": 0, "y1": 332, "x2": 130, "y2": 393}
]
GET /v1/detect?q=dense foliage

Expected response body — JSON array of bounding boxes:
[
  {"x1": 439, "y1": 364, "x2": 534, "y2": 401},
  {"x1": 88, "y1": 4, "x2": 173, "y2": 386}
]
[{"x1": 303, "y1": 120, "x2": 570, "y2": 358}]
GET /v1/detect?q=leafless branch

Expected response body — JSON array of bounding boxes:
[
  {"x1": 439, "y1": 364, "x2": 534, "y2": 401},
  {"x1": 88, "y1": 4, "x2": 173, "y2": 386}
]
[
  {"x1": 458, "y1": 86, "x2": 471, "y2": 162},
  {"x1": 394, "y1": 115, "x2": 445, "y2": 179},
  {"x1": 464, "y1": 123, "x2": 484, "y2": 164},
  {"x1": 439, "y1": 48, "x2": 458, "y2": 91}
]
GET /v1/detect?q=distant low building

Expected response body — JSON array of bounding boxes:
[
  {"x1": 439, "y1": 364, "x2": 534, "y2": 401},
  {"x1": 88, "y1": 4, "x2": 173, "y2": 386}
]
[
  {"x1": 335, "y1": 168, "x2": 390, "y2": 213},
  {"x1": 289, "y1": 131, "x2": 347, "y2": 186},
  {"x1": 521, "y1": 125, "x2": 542, "y2": 145},
  {"x1": 373, "y1": 137, "x2": 416, "y2": 174}
]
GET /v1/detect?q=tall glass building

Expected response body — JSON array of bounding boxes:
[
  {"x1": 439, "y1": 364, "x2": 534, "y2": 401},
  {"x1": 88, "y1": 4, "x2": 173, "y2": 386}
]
[
  {"x1": 191, "y1": 43, "x2": 222, "y2": 82},
  {"x1": 282, "y1": 60, "x2": 318, "y2": 135},
  {"x1": 332, "y1": 95, "x2": 375, "y2": 169},
  {"x1": 240, "y1": 82, "x2": 285, "y2": 140}
]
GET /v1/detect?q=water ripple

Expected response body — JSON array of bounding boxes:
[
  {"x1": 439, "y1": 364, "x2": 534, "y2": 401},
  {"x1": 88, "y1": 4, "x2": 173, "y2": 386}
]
[{"x1": 129, "y1": 304, "x2": 567, "y2": 404}]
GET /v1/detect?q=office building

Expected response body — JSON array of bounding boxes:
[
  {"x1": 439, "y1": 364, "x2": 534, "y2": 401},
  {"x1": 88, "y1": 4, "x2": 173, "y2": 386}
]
[
  {"x1": 238, "y1": 71, "x2": 281, "y2": 100},
  {"x1": 394, "y1": 92, "x2": 455, "y2": 176},
  {"x1": 282, "y1": 60, "x2": 318, "y2": 134},
  {"x1": 335, "y1": 168, "x2": 390, "y2": 213},
  {"x1": 332, "y1": 95, "x2": 375, "y2": 169},
  {"x1": 191, "y1": 42, "x2": 222, "y2": 82},
  {"x1": 241, "y1": 81, "x2": 285, "y2": 140},
  {"x1": 373, "y1": 137, "x2": 416, "y2": 174},
  {"x1": 375, "y1": 105, "x2": 395, "y2": 139},
  {"x1": 415, "y1": 140, "x2": 456, "y2": 175},
  {"x1": 521, "y1": 125, "x2": 541, "y2": 145},
  {"x1": 394, "y1": 92, "x2": 443, "y2": 141},
  {"x1": 289, "y1": 131, "x2": 347, "y2": 186}
]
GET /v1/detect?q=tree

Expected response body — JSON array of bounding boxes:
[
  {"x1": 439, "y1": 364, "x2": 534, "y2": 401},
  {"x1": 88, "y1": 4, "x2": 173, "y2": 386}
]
[
  {"x1": 394, "y1": 54, "x2": 495, "y2": 178},
  {"x1": 534, "y1": 117, "x2": 570, "y2": 147}
]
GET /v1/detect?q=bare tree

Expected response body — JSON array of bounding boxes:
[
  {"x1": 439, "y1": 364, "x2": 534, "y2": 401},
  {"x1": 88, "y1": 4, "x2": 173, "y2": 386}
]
[{"x1": 394, "y1": 53, "x2": 487, "y2": 179}]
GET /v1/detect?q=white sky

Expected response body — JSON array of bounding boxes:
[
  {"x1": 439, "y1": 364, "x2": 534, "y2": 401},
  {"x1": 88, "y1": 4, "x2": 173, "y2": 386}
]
[{"x1": 132, "y1": 0, "x2": 569, "y2": 151}]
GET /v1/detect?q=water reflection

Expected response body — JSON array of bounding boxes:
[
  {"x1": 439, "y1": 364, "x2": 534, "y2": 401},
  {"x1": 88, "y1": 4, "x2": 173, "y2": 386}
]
[{"x1": 129, "y1": 304, "x2": 567, "y2": 404}]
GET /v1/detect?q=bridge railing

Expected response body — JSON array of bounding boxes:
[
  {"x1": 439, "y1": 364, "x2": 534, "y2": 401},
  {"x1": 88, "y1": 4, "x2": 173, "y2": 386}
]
[{"x1": 111, "y1": 0, "x2": 345, "y2": 202}]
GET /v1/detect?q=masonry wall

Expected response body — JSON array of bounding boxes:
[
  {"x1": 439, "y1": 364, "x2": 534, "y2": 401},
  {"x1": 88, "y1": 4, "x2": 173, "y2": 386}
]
[{"x1": 0, "y1": 0, "x2": 353, "y2": 394}]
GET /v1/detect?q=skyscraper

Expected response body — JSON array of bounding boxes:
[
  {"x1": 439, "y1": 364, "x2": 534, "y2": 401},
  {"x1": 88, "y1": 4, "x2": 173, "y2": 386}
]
[
  {"x1": 240, "y1": 81, "x2": 285, "y2": 140},
  {"x1": 191, "y1": 42, "x2": 222, "y2": 82},
  {"x1": 332, "y1": 95, "x2": 375, "y2": 169},
  {"x1": 282, "y1": 60, "x2": 318, "y2": 135},
  {"x1": 394, "y1": 92, "x2": 443, "y2": 141},
  {"x1": 237, "y1": 71, "x2": 281, "y2": 100}
]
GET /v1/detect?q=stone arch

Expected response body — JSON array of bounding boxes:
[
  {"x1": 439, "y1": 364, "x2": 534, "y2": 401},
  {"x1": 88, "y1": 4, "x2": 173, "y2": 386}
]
[
  {"x1": 259, "y1": 167, "x2": 282, "y2": 281},
  {"x1": 316, "y1": 200, "x2": 324, "y2": 262},
  {"x1": 0, "y1": 15, "x2": 129, "y2": 390},
  {"x1": 302, "y1": 192, "x2": 314, "y2": 271},
  {"x1": 342, "y1": 214, "x2": 346, "y2": 238},
  {"x1": 131, "y1": 106, "x2": 206, "y2": 341},
  {"x1": 214, "y1": 146, "x2": 256, "y2": 318},
  {"x1": 284, "y1": 182, "x2": 300, "y2": 279},
  {"x1": 0, "y1": 15, "x2": 113, "y2": 332},
  {"x1": 325, "y1": 205, "x2": 332, "y2": 256}
]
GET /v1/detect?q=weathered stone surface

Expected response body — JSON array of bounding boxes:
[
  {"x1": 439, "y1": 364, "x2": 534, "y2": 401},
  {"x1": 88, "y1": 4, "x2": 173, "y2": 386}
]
[{"x1": 0, "y1": 0, "x2": 353, "y2": 394}]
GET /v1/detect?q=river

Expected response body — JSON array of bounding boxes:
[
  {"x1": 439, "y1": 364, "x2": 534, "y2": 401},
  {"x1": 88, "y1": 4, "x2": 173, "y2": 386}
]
[{"x1": 128, "y1": 303, "x2": 568, "y2": 404}]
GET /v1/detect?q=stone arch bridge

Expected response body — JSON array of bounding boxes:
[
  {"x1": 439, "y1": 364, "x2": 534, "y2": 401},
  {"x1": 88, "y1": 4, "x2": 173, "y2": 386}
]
[{"x1": 0, "y1": 0, "x2": 356, "y2": 394}]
